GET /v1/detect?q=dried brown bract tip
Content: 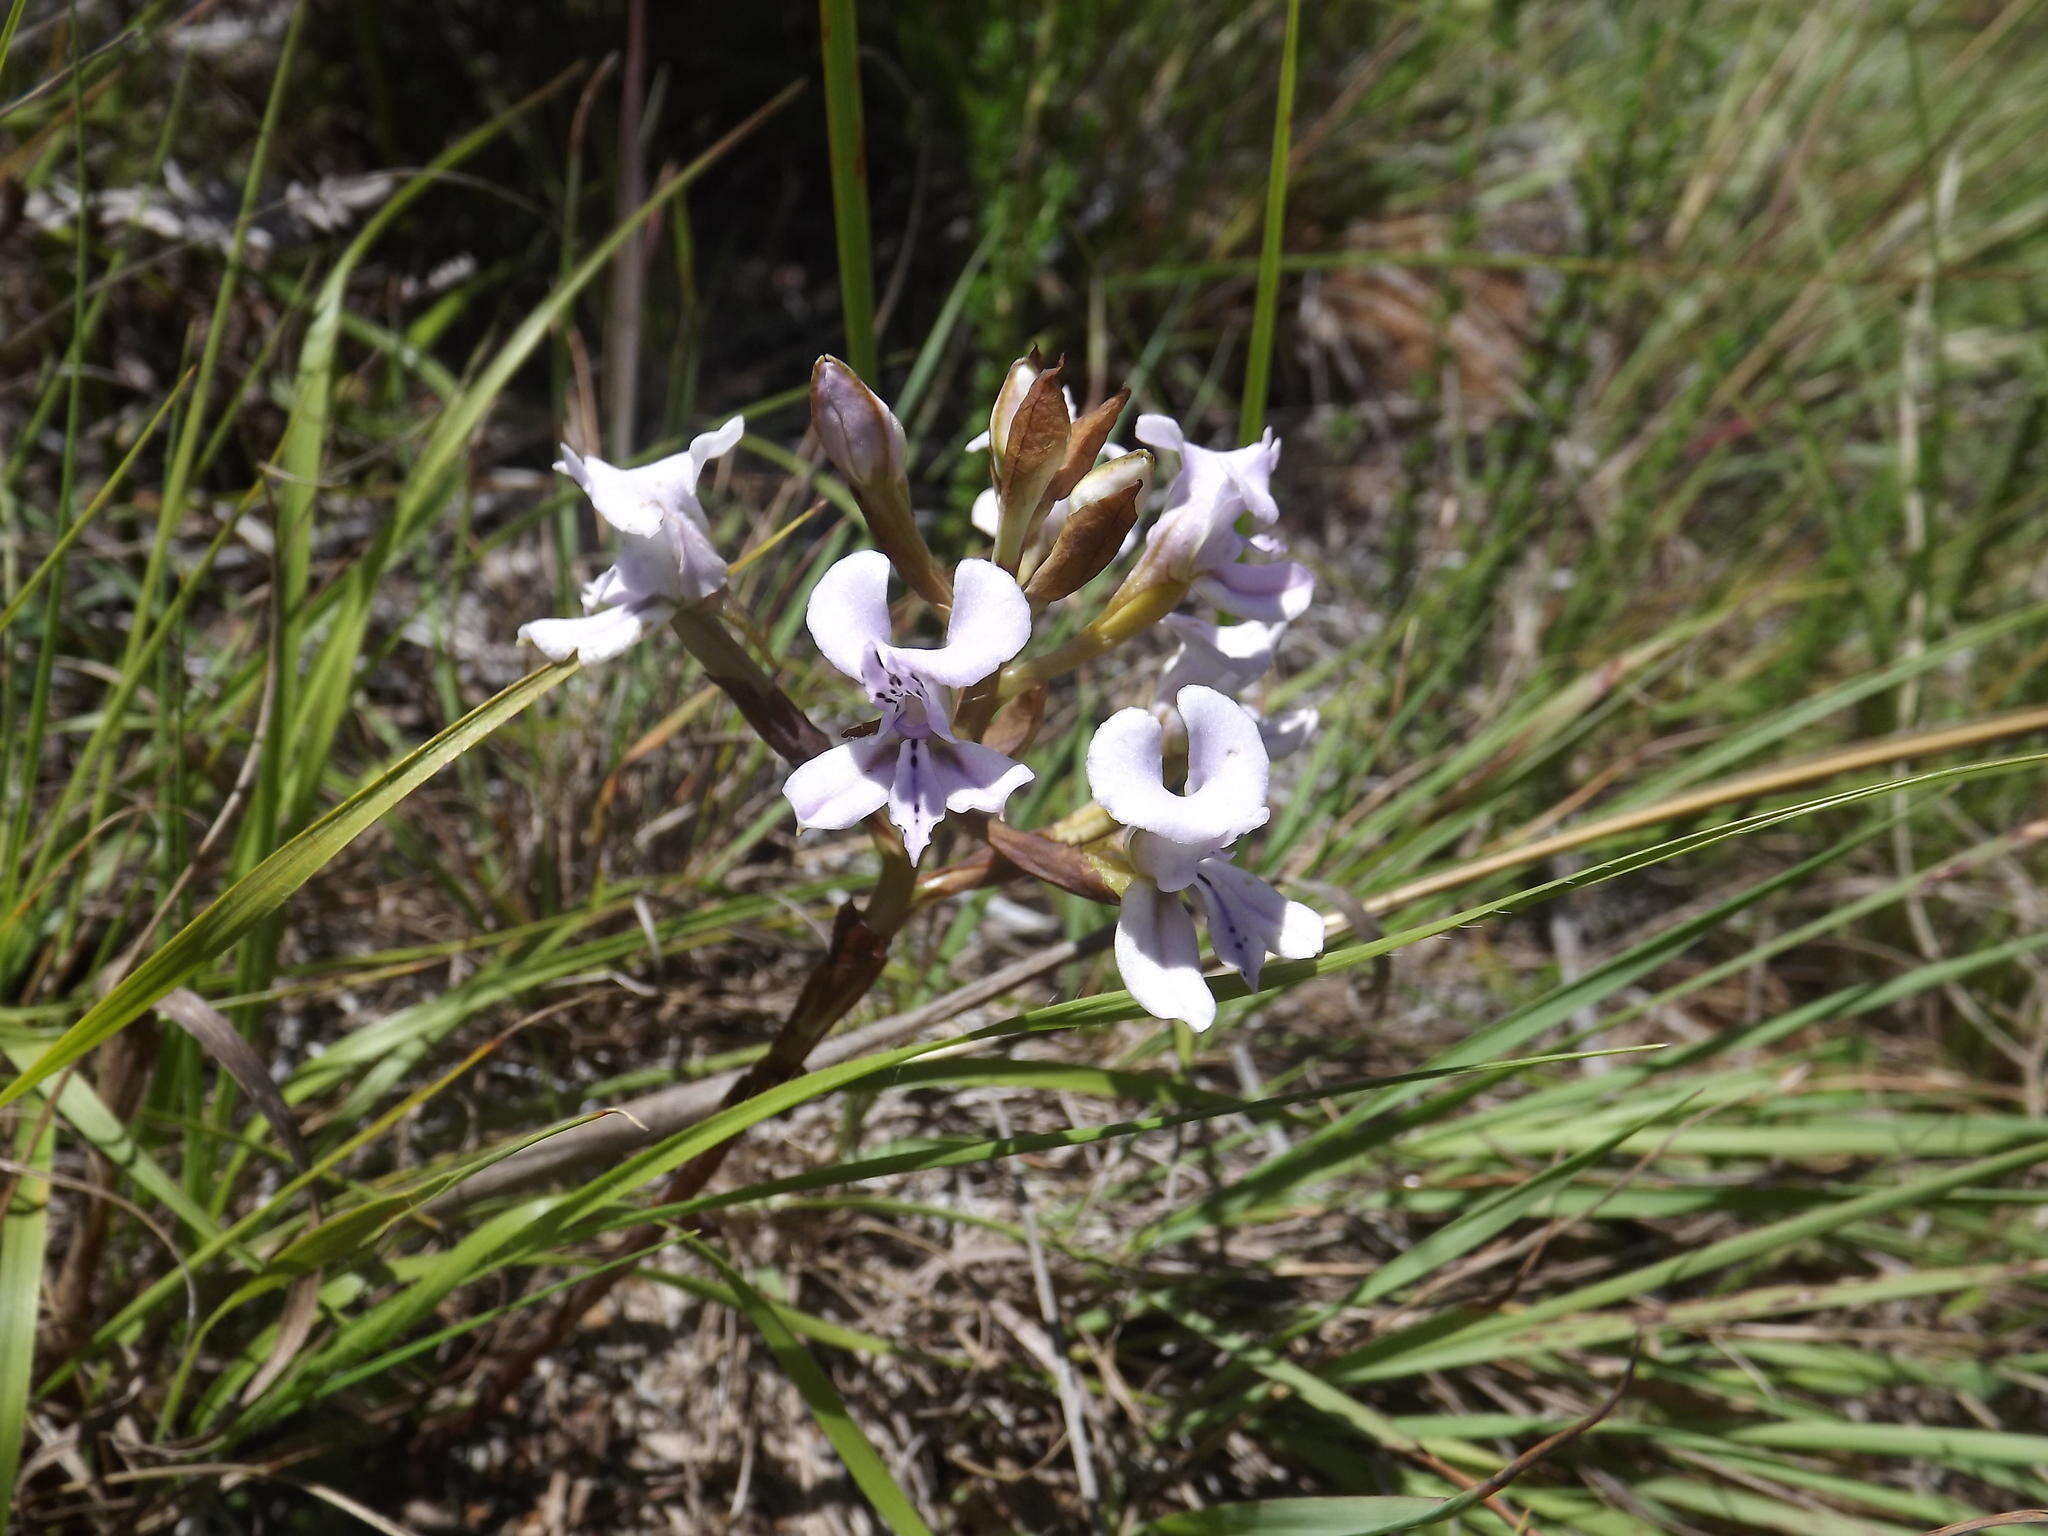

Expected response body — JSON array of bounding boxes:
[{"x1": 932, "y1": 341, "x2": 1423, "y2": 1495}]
[
  {"x1": 990, "y1": 357, "x2": 1072, "y2": 569},
  {"x1": 1023, "y1": 451, "x2": 1150, "y2": 605},
  {"x1": 1049, "y1": 386, "x2": 1130, "y2": 503}
]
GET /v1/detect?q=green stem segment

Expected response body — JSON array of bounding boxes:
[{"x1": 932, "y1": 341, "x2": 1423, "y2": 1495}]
[{"x1": 997, "y1": 580, "x2": 1188, "y2": 700}]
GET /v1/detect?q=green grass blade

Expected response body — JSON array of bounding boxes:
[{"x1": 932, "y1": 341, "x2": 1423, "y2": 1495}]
[
  {"x1": 1239, "y1": 0, "x2": 1301, "y2": 443},
  {"x1": 0, "y1": 663, "x2": 572, "y2": 1110},
  {"x1": 819, "y1": 0, "x2": 877, "y2": 380},
  {"x1": 0, "y1": 375, "x2": 186, "y2": 637},
  {"x1": 1143, "y1": 1498, "x2": 1444, "y2": 1536},
  {"x1": 685, "y1": 1235, "x2": 935, "y2": 1536},
  {"x1": 0, "y1": 1103, "x2": 53, "y2": 1535}
]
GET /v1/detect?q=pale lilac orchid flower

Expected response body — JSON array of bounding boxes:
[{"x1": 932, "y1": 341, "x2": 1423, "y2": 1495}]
[
  {"x1": 1128, "y1": 413, "x2": 1314, "y2": 622},
  {"x1": 518, "y1": 417, "x2": 744, "y2": 663},
  {"x1": 1136, "y1": 413, "x2": 1282, "y2": 525},
  {"x1": 784, "y1": 550, "x2": 1036, "y2": 863},
  {"x1": 1088, "y1": 685, "x2": 1323, "y2": 1030}
]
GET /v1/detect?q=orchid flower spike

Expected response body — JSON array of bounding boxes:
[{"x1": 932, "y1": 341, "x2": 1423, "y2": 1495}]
[
  {"x1": 518, "y1": 418, "x2": 744, "y2": 663},
  {"x1": 784, "y1": 550, "x2": 1036, "y2": 862},
  {"x1": 1087, "y1": 686, "x2": 1323, "y2": 1029}
]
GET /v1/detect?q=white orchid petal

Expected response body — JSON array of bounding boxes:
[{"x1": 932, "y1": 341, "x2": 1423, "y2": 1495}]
[
  {"x1": 689, "y1": 414, "x2": 746, "y2": 466},
  {"x1": 1127, "y1": 500, "x2": 1242, "y2": 593},
  {"x1": 806, "y1": 549, "x2": 897, "y2": 681},
  {"x1": 1222, "y1": 459, "x2": 1280, "y2": 525},
  {"x1": 559, "y1": 449, "x2": 666, "y2": 538},
  {"x1": 1259, "y1": 704, "x2": 1319, "y2": 760},
  {"x1": 908, "y1": 558, "x2": 1032, "y2": 687},
  {"x1": 1158, "y1": 614, "x2": 1283, "y2": 699},
  {"x1": 670, "y1": 513, "x2": 730, "y2": 603},
  {"x1": 1195, "y1": 557, "x2": 1315, "y2": 622},
  {"x1": 1178, "y1": 685, "x2": 1271, "y2": 834},
  {"x1": 1212, "y1": 618, "x2": 1286, "y2": 662},
  {"x1": 554, "y1": 443, "x2": 592, "y2": 493},
  {"x1": 1087, "y1": 690, "x2": 1269, "y2": 848},
  {"x1": 638, "y1": 414, "x2": 746, "y2": 507},
  {"x1": 581, "y1": 564, "x2": 630, "y2": 612},
  {"x1": 1274, "y1": 895, "x2": 1327, "y2": 960},
  {"x1": 937, "y1": 740, "x2": 1035, "y2": 816},
  {"x1": 970, "y1": 486, "x2": 1000, "y2": 539},
  {"x1": 1086, "y1": 706, "x2": 1168, "y2": 821},
  {"x1": 518, "y1": 601, "x2": 659, "y2": 665},
  {"x1": 1114, "y1": 880, "x2": 1214, "y2": 1030},
  {"x1": 783, "y1": 738, "x2": 895, "y2": 830},
  {"x1": 888, "y1": 737, "x2": 948, "y2": 864},
  {"x1": 1134, "y1": 413, "x2": 1185, "y2": 453},
  {"x1": 964, "y1": 427, "x2": 991, "y2": 454},
  {"x1": 1127, "y1": 828, "x2": 1212, "y2": 893}
]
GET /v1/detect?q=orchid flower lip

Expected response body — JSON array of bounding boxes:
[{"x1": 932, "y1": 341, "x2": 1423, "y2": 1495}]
[{"x1": 1087, "y1": 685, "x2": 1271, "y2": 854}]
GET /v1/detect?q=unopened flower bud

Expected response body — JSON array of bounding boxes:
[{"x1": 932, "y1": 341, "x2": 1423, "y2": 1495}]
[
  {"x1": 987, "y1": 355, "x2": 1040, "y2": 463},
  {"x1": 812, "y1": 355, "x2": 905, "y2": 489},
  {"x1": 810, "y1": 355, "x2": 949, "y2": 608},
  {"x1": 1023, "y1": 451, "x2": 1150, "y2": 605},
  {"x1": 982, "y1": 683, "x2": 1047, "y2": 757},
  {"x1": 991, "y1": 359, "x2": 1072, "y2": 571}
]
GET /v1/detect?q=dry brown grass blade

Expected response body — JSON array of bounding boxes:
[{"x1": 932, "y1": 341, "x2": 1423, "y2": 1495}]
[
  {"x1": 1361, "y1": 704, "x2": 2048, "y2": 917},
  {"x1": 1452, "y1": 1348, "x2": 1638, "y2": 1511},
  {"x1": 152, "y1": 990, "x2": 327, "y2": 1407},
  {"x1": 238, "y1": 1272, "x2": 321, "y2": 1406},
  {"x1": 154, "y1": 990, "x2": 312, "y2": 1191},
  {"x1": 1919, "y1": 1516, "x2": 2048, "y2": 1536}
]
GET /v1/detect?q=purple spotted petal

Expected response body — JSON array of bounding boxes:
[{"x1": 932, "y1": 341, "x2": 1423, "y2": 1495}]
[
  {"x1": 888, "y1": 737, "x2": 949, "y2": 863},
  {"x1": 1191, "y1": 857, "x2": 1324, "y2": 991}
]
